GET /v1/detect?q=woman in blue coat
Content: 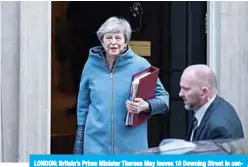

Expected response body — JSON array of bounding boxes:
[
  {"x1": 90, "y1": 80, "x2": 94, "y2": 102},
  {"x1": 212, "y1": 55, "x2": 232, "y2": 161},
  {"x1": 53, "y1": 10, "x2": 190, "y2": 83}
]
[{"x1": 73, "y1": 16, "x2": 169, "y2": 154}]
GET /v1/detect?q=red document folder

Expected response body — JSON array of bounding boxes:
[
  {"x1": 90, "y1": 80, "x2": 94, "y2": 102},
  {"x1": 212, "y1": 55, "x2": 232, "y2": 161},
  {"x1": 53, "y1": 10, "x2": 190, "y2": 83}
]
[{"x1": 126, "y1": 66, "x2": 160, "y2": 127}]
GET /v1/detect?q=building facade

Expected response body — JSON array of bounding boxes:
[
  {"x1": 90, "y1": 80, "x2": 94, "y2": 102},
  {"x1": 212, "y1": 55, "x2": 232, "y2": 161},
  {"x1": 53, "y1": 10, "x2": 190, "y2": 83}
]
[{"x1": 0, "y1": 1, "x2": 248, "y2": 162}]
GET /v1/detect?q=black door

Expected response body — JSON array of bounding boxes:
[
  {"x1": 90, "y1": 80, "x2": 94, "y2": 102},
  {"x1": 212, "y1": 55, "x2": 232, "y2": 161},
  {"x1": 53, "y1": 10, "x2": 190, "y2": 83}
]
[
  {"x1": 53, "y1": 1, "x2": 206, "y2": 152},
  {"x1": 168, "y1": 2, "x2": 206, "y2": 140}
]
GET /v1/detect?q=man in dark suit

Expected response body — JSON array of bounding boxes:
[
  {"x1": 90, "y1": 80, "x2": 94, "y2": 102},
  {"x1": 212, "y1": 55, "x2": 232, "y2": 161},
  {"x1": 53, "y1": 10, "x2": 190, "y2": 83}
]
[{"x1": 179, "y1": 64, "x2": 244, "y2": 141}]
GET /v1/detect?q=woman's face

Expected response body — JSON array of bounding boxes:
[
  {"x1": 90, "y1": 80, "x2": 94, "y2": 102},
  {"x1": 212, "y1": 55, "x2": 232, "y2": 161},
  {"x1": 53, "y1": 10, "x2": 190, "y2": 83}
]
[{"x1": 102, "y1": 32, "x2": 126, "y2": 57}]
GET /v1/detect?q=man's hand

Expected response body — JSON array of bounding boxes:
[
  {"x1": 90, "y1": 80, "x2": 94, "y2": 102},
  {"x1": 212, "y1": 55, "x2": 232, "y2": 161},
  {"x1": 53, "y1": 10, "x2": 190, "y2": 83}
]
[{"x1": 126, "y1": 98, "x2": 149, "y2": 114}]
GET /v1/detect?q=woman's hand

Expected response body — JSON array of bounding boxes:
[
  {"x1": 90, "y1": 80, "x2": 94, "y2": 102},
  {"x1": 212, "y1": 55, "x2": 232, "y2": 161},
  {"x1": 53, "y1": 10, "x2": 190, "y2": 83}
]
[{"x1": 126, "y1": 98, "x2": 149, "y2": 114}]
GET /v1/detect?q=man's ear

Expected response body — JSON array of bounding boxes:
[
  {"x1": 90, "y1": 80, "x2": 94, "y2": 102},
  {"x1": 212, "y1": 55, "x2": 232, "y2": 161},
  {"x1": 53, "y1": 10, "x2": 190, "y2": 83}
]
[{"x1": 201, "y1": 87, "x2": 209, "y2": 98}]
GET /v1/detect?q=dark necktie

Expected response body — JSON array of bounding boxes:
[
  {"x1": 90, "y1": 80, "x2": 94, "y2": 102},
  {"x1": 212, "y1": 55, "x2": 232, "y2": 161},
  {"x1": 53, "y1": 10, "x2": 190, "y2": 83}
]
[{"x1": 190, "y1": 116, "x2": 198, "y2": 141}]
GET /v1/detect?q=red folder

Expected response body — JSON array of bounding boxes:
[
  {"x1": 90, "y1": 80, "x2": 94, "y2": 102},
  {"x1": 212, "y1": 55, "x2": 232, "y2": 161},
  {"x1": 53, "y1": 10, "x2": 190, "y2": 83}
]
[{"x1": 126, "y1": 66, "x2": 160, "y2": 127}]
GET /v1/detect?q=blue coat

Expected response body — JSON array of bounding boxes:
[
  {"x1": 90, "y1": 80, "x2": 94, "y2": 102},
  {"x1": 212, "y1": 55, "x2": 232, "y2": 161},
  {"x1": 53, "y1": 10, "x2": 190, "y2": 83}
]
[{"x1": 77, "y1": 46, "x2": 169, "y2": 154}]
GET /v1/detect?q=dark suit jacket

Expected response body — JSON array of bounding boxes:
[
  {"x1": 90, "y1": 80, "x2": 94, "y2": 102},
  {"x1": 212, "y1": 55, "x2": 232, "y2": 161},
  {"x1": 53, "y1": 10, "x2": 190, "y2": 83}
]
[{"x1": 186, "y1": 95, "x2": 244, "y2": 141}]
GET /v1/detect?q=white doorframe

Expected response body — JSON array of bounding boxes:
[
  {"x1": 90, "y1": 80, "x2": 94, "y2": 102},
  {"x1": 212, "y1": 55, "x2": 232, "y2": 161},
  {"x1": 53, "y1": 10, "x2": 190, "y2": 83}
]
[
  {"x1": 0, "y1": 1, "x2": 3, "y2": 162},
  {"x1": 18, "y1": 1, "x2": 51, "y2": 161},
  {"x1": 207, "y1": 1, "x2": 221, "y2": 91}
]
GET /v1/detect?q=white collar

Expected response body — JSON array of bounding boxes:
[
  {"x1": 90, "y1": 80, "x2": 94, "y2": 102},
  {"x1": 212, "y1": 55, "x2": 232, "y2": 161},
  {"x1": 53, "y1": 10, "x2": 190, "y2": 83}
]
[{"x1": 194, "y1": 95, "x2": 216, "y2": 127}]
